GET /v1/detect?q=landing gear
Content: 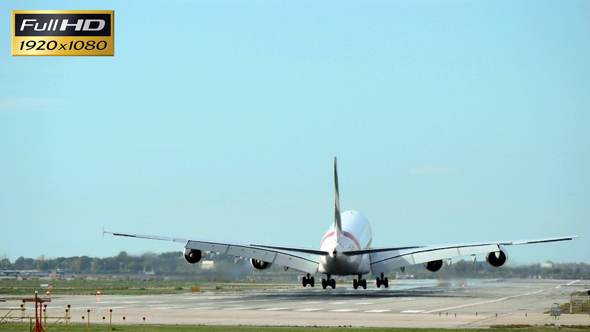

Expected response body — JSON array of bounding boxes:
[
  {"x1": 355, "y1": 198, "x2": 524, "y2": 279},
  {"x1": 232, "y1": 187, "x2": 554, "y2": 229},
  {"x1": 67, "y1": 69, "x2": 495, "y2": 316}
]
[
  {"x1": 354, "y1": 275, "x2": 367, "y2": 289},
  {"x1": 322, "y1": 274, "x2": 336, "y2": 289},
  {"x1": 302, "y1": 273, "x2": 315, "y2": 287},
  {"x1": 376, "y1": 273, "x2": 389, "y2": 288}
]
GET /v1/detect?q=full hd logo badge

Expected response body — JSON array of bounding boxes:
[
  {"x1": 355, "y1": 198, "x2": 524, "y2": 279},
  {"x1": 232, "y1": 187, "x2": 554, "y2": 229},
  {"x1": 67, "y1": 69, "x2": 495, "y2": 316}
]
[{"x1": 12, "y1": 10, "x2": 114, "y2": 56}]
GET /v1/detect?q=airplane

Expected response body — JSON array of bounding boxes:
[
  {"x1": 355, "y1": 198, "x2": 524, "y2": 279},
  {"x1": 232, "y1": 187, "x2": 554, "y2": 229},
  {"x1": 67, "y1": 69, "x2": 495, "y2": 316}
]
[{"x1": 105, "y1": 157, "x2": 578, "y2": 290}]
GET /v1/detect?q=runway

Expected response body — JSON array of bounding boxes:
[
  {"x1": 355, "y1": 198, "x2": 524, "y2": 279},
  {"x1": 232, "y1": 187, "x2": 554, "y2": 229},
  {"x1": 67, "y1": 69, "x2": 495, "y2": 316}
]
[{"x1": 3, "y1": 279, "x2": 589, "y2": 328}]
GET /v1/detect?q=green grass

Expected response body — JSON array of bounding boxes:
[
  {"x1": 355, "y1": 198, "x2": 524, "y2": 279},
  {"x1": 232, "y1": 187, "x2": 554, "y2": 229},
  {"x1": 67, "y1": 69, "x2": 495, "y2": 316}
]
[{"x1": 0, "y1": 279, "x2": 298, "y2": 296}]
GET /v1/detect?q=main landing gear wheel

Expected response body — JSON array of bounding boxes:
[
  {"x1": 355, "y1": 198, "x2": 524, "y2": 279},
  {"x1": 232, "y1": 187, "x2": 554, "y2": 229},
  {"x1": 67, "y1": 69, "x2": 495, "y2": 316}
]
[
  {"x1": 322, "y1": 275, "x2": 336, "y2": 289},
  {"x1": 302, "y1": 274, "x2": 315, "y2": 287},
  {"x1": 376, "y1": 273, "x2": 389, "y2": 288},
  {"x1": 355, "y1": 275, "x2": 366, "y2": 289}
]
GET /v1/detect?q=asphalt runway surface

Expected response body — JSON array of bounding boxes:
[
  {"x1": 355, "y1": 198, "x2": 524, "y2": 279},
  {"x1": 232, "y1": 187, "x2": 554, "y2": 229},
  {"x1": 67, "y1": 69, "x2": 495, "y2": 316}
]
[{"x1": 3, "y1": 279, "x2": 590, "y2": 328}]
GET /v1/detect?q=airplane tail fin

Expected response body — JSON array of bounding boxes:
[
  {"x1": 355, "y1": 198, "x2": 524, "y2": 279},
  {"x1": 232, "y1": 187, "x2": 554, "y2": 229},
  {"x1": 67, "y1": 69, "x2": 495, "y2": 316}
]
[{"x1": 334, "y1": 156, "x2": 343, "y2": 241}]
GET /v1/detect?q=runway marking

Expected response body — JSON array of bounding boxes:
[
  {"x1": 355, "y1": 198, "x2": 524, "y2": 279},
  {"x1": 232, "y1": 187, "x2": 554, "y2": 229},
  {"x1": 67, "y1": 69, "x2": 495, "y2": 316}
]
[
  {"x1": 330, "y1": 301, "x2": 346, "y2": 305},
  {"x1": 423, "y1": 289, "x2": 545, "y2": 313},
  {"x1": 306, "y1": 301, "x2": 320, "y2": 304},
  {"x1": 555, "y1": 285, "x2": 561, "y2": 289},
  {"x1": 295, "y1": 308, "x2": 322, "y2": 312},
  {"x1": 122, "y1": 301, "x2": 141, "y2": 304},
  {"x1": 566, "y1": 280, "x2": 580, "y2": 286},
  {"x1": 356, "y1": 302, "x2": 374, "y2": 305},
  {"x1": 259, "y1": 308, "x2": 289, "y2": 311},
  {"x1": 330, "y1": 309, "x2": 358, "y2": 312},
  {"x1": 190, "y1": 307, "x2": 218, "y2": 310},
  {"x1": 146, "y1": 301, "x2": 164, "y2": 304},
  {"x1": 365, "y1": 310, "x2": 390, "y2": 313},
  {"x1": 150, "y1": 307, "x2": 173, "y2": 310},
  {"x1": 400, "y1": 310, "x2": 424, "y2": 313},
  {"x1": 223, "y1": 307, "x2": 248, "y2": 311},
  {"x1": 221, "y1": 300, "x2": 245, "y2": 303}
]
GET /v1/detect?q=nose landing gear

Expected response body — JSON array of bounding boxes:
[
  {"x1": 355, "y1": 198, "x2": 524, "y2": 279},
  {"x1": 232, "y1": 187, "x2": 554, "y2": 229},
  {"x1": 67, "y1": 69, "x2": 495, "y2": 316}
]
[
  {"x1": 376, "y1": 273, "x2": 389, "y2": 288},
  {"x1": 302, "y1": 273, "x2": 315, "y2": 287}
]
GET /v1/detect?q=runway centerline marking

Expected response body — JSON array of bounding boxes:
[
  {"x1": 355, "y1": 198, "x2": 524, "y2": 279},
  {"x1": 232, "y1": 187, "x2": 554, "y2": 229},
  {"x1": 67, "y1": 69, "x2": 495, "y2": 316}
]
[
  {"x1": 401, "y1": 310, "x2": 425, "y2": 313},
  {"x1": 365, "y1": 309, "x2": 390, "y2": 313},
  {"x1": 259, "y1": 308, "x2": 289, "y2": 311}
]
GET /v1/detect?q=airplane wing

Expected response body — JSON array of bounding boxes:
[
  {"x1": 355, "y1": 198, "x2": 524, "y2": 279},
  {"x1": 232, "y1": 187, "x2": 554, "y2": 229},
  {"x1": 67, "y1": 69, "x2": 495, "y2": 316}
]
[
  {"x1": 342, "y1": 235, "x2": 578, "y2": 275},
  {"x1": 104, "y1": 230, "x2": 326, "y2": 275}
]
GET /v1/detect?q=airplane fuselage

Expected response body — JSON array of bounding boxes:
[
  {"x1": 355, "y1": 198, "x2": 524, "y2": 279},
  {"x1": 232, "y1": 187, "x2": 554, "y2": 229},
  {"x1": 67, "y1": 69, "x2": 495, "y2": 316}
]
[{"x1": 319, "y1": 210, "x2": 372, "y2": 275}]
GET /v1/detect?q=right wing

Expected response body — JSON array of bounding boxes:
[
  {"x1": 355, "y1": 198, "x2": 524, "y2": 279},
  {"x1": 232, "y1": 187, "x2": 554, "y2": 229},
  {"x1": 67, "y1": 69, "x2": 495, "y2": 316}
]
[
  {"x1": 104, "y1": 230, "x2": 327, "y2": 275},
  {"x1": 341, "y1": 236, "x2": 579, "y2": 275}
]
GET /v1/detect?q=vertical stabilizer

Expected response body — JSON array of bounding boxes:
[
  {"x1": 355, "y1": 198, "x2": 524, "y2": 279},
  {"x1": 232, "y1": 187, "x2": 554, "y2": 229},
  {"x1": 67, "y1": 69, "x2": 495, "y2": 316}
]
[{"x1": 334, "y1": 156, "x2": 343, "y2": 241}]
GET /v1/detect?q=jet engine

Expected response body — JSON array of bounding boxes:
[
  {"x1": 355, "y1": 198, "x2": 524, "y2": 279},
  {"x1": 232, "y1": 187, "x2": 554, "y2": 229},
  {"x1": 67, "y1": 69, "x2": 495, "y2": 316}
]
[
  {"x1": 486, "y1": 248, "x2": 509, "y2": 267},
  {"x1": 251, "y1": 259, "x2": 272, "y2": 270},
  {"x1": 184, "y1": 248, "x2": 203, "y2": 264},
  {"x1": 424, "y1": 259, "x2": 444, "y2": 272}
]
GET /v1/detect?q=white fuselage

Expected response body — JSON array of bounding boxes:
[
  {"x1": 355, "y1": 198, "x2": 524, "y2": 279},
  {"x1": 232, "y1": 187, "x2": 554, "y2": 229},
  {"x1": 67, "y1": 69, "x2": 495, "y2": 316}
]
[{"x1": 319, "y1": 210, "x2": 372, "y2": 275}]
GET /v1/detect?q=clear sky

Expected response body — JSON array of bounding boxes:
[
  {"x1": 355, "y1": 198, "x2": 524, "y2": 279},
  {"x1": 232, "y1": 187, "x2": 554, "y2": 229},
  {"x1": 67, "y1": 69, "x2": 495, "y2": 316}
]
[{"x1": 1, "y1": 1, "x2": 588, "y2": 265}]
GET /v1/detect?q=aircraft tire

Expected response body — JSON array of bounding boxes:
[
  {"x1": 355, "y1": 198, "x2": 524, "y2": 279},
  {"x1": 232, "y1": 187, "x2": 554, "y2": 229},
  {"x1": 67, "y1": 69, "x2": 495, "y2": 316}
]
[
  {"x1": 331, "y1": 279, "x2": 336, "y2": 289},
  {"x1": 310, "y1": 276, "x2": 315, "y2": 287},
  {"x1": 384, "y1": 277, "x2": 389, "y2": 288},
  {"x1": 376, "y1": 278, "x2": 381, "y2": 288},
  {"x1": 362, "y1": 279, "x2": 367, "y2": 289},
  {"x1": 353, "y1": 279, "x2": 358, "y2": 289},
  {"x1": 322, "y1": 279, "x2": 327, "y2": 289},
  {"x1": 302, "y1": 277, "x2": 307, "y2": 287}
]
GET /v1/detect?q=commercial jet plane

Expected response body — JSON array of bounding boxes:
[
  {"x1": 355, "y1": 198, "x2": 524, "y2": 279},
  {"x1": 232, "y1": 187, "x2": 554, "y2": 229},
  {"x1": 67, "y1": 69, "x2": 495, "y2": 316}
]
[{"x1": 105, "y1": 157, "x2": 578, "y2": 290}]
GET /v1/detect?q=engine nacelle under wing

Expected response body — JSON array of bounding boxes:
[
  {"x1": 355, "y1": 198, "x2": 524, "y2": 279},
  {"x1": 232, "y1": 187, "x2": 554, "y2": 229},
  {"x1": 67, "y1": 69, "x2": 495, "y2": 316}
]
[
  {"x1": 251, "y1": 259, "x2": 272, "y2": 270},
  {"x1": 424, "y1": 259, "x2": 444, "y2": 272},
  {"x1": 184, "y1": 248, "x2": 203, "y2": 264},
  {"x1": 486, "y1": 247, "x2": 509, "y2": 267}
]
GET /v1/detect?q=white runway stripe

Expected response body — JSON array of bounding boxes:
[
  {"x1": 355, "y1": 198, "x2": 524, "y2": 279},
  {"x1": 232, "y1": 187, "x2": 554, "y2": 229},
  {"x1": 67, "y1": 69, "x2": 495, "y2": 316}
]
[
  {"x1": 259, "y1": 308, "x2": 289, "y2": 311},
  {"x1": 330, "y1": 309, "x2": 358, "y2": 312},
  {"x1": 295, "y1": 308, "x2": 322, "y2": 312},
  {"x1": 365, "y1": 309, "x2": 390, "y2": 313},
  {"x1": 423, "y1": 289, "x2": 545, "y2": 314}
]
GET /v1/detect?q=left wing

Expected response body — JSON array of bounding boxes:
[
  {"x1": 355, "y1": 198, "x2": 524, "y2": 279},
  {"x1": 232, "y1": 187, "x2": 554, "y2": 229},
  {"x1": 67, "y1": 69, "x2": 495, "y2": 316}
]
[
  {"x1": 341, "y1": 236, "x2": 578, "y2": 275},
  {"x1": 104, "y1": 230, "x2": 327, "y2": 275}
]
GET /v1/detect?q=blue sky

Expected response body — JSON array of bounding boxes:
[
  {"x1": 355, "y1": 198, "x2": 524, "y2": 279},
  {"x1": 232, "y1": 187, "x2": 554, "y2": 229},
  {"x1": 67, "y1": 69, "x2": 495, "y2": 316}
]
[{"x1": 1, "y1": 0, "x2": 588, "y2": 265}]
